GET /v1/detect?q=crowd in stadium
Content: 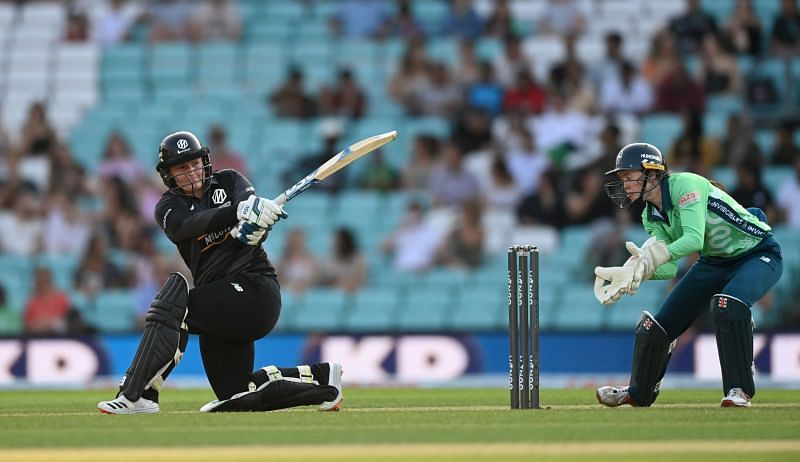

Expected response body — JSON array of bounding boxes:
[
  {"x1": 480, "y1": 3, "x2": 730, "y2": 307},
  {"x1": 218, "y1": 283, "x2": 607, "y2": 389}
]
[{"x1": 0, "y1": 0, "x2": 798, "y2": 336}]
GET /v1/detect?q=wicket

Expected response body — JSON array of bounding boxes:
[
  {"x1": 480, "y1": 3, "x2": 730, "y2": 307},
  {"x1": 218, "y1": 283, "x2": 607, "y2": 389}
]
[{"x1": 507, "y1": 245, "x2": 540, "y2": 409}]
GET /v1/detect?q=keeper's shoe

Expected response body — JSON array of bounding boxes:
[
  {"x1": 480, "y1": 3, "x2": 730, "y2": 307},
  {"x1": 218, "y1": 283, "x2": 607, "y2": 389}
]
[
  {"x1": 596, "y1": 386, "x2": 635, "y2": 407},
  {"x1": 98, "y1": 395, "x2": 159, "y2": 414},
  {"x1": 721, "y1": 388, "x2": 751, "y2": 408},
  {"x1": 319, "y1": 362, "x2": 343, "y2": 411}
]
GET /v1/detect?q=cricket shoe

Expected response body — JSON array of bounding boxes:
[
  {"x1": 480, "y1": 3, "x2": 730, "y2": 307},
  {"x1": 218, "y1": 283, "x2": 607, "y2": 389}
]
[
  {"x1": 98, "y1": 395, "x2": 159, "y2": 414},
  {"x1": 721, "y1": 388, "x2": 751, "y2": 408},
  {"x1": 596, "y1": 386, "x2": 635, "y2": 407},
  {"x1": 319, "y1": 362, "x2": 343, "y2": 411}
]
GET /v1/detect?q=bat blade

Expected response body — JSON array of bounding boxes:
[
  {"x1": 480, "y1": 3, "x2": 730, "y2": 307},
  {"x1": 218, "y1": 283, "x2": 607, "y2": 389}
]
[{"x1": 275, "y1": 130, "x2": 397, "y2": 205}]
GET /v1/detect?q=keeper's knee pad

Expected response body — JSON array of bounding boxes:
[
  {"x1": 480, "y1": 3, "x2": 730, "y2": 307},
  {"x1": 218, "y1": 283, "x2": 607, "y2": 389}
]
[
  {"x1": 629, "y1": 311, "x2": 674, "y2": 407},
  {"x1": 120, "y1": 272, "x2": 189, "y2": 401},
  {"x1": 711, "y1": 294, "x2": 755, "y2": 397}
]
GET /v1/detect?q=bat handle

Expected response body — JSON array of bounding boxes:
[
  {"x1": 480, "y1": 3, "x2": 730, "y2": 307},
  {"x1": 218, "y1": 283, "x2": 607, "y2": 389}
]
[{"x1": 274, "y1": 193, "x2": 288, "y2": 207}]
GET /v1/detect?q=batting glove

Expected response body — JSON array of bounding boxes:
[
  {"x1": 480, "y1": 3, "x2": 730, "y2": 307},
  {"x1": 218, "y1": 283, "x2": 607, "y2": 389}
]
[
  {"x1": 236, "y1": 195, "x2": 288, "y2": 230},
  {"x1": 230, "y1": 219, "x2": 267, "y2": 246}
]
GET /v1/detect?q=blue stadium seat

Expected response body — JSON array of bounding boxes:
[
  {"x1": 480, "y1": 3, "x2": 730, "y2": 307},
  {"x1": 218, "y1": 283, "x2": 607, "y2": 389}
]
[
  {"x1": 554, "y1": 287, "x2": 606, "y2": 330},
  {"x1": 640, "y1": 113, "x2": 682, "y2": 153},
  {"x1": 85, "y1": 290, "x2": 138, "y2": 333},
  {"x1": 345, "y1": 288, "x2": 399, "y2": 331},
  {"x1": 397, "y1": 288, "x2": 453, "y2": 331},
  {"x1": 291, "y1": 289, "x2": 347, "y2": 332}
]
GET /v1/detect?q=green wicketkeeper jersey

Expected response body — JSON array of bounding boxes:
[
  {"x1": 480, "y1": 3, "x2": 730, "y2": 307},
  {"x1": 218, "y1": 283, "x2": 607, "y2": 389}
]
[{"x1": 642, "y1": 172, "x2": 772, "y2": 280}]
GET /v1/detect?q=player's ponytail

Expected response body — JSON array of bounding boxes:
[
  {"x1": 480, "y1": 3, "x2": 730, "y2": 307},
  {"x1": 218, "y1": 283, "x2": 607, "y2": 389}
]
[{"x1": 709, "y1": 179, "x2": 725, "y2": 191}]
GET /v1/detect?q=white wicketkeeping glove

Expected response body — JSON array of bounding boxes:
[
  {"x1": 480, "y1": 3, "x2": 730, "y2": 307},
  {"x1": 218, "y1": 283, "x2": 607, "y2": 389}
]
[
  {"x1": 594, "y1": 257, "x2": 637, "y2": 306},
  {"x1": 626, "y1": 237, "x2": 671, "y2": 284},
  {"x1": 230, "y1": 219, "x2": 267, "y2": 246},
  {"x1": 236, "y1": 195, "x2": 288, "y2": 230}
]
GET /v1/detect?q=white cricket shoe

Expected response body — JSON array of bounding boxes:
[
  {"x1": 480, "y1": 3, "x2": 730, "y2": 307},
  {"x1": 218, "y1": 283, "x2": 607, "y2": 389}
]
[
  {"x1": 596, "y1": 386, "x2": 635, "y2": 407},
  {"x1": 98, "y1": 395, "x2": 159, "y2": 414},
  {"x1": 721, "y1": 388, "x2": 751, "y2": 408},
  {"x1": 319, "y1": 362, "x2": 343, "y2": 411}
]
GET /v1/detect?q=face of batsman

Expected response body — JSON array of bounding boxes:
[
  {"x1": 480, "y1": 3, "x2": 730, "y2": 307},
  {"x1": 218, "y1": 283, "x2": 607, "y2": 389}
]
[{"x1": 168, "y1": 157, "x2": 207, "y2": 197}]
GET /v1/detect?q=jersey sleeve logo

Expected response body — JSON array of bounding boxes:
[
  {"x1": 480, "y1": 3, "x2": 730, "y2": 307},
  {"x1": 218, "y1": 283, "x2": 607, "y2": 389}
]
[
  {"x1": 161, "y1": 208, "x2": 173, "y2": 229},
  {"x1": 678, "y1": 191, "x2": 699, "y2": 207},
  {"x1": 211, "y1": 189, "x2": 227, "y2": 205}
]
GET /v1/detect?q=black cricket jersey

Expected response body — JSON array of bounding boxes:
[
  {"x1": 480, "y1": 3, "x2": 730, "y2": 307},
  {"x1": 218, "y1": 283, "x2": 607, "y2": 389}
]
[{"x1": 154, "y1": 169, "x2": 276, "y2": 287}]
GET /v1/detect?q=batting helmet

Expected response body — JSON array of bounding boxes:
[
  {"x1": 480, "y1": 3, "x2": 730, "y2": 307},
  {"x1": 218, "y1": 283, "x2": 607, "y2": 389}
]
[
  {"x1": 156, "y1": 131, "x2": 212, "y2": 191},
  {"x1": 603, "y1": 143, "x2": 667, "y2": 209}
]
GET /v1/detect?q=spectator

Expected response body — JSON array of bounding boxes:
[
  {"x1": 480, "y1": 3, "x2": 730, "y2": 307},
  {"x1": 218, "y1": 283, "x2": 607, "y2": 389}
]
[
  {"x1": 207, "y1": 125, "x2": 248, "y2": 176},
  {"x1": 561, "y1": 60, "x2": 596, "y2": 115},
  {"x1": 493, "y1": 34, "x2": 534, "y2": 88},
  {"x1": 771, "y1": 0, "x2": 800, "y2": 55},
  {"x1": 318, "y1": 68, "x2": 368, "y2": 119},
  {"x1": 48, "y1": 143, "x2": 90, "y2": 200},
  {"x1": 730, "y1": 162, "x2": 776, "y2": 222},
  {"x1": 381, "y1": 201, "x2": 444, "y2": 272},
  {"x1": 277, "y1": 228, "x2": 321, "y2": 294},
  {"x1": 18, "y1": 102, "x2": 58, "y2": 192},
  {"x1": 436, "y1": 200, "x2": 484, "y2": 269},
  {"x1": 188, "y1": 0, "x2": 242, "y2": 42},
  {"x1": 0, "y1": 108, "x2": 11, "y2": 161},
  {"x1": 428, "y1": 142, "x2": 481, "y2": 208},
  {"x1": 654, "y1": 62, "x2": 706, "y2": 114},
  {"x1": 642, "y1": 30, "x2": 681, "y2": 87},
  {"x1": 481, "y1": 154, "x2": 523, "y2": 213},
  {"x1": 146, "y1": 0, "x2": 193, "y2": 42},
  {"x1": 385, "y1": 0, "x2": 425, "y2": 40},
  {"x1": 64, "y1": 11, "x2": 90, "y2": 42},
  {"x1": 591, "y1": 31, "x2": 625, "y2": 86},
  {"x1": 358, "y1": 150, "x2": 399, "y2": 192},
  {"x1": 451, "y1": 107, "x2": 493, "y2": 154},
  {"x1": 584, "y1": 220, "x2": 628, "y2": 279},
  {"x1": 441, "y1": 0, "x2": 483, "y2": 40},
  {"x1": 505, "y1": 130, "x2": 549, "y2": 196},
  {"x1": 723, "y1": 0, "x2": 763, "y2": 56},
  {"x1": 669, "y1": 0, "x2": 718, "y2": 54},
  {"x1": 416, "y1": 62, "x2": 462, "y2": 117},
  {"x1": 516, "y1": 169, "x2": 566, "y2": 228},
  {"x1": 0, "y1": 189, "x2": 43, "y2": 257},
  {"x1": 134, "y1": 253, "x2": 173, "y2": 330},
  {"x1": 599, "y1": 61, "x2": 653, "y2": 116},
  {"x1": 770, "y1": 123, "x2": 800, "y2": 166},
  {"x1": 538, "y1": 0, "x2": 585, "y2": 37},
  {"x1": 668, "y1": 110, "x2": 720, "y2": 173},
  {"x1": 484, "y1": 0, "x2": 516, "y2": 38},
  {"x1": 532, "y1": 90, "x2": 591, "y2": 156},
  {"x1": 329, "y1": 0, "x2": 392, "y2": 39},
  {"x1": 596, "y1": 122, "x2": 623, "y2": 174},
  {"x1": 389, "y1": 40, "x2": 432, "y2": 114},
  {"x1": 0, "y1": 284, "x2": 21, "y2": 335},
  {"x1": 719, "y1": 114, "x2": 763, "y2": 168},
  {"x1": 502, "y1": 68, "x2": 546, "y2": 115},
  {"x1": 320, "y1": 227, "x2": 367, "y2": 293},
  {"x1": 455, "y1": 39, "x2": 481, "y2": 86},
  {"x1": 776, "y1": 156, "x2": 800, "y2": 228},
  {"x1": 98, "y1": 131, "x2": 142, "y2": 184},
  {"x1": 90, "y1": 0, "x2": 144, "y2": 47},
  {"x1": 466, "y1": 61, "x2": 504, "y2": 116},
  {"x1": 74, "y1": 233, "x2": 131, "y2": 297},
  {"x1": 698, "y1": 32, "x2": 741, "y2": 95},
  {"x1": 401, "y1": 134, "x2": 440, "y2": 192},
  {"x1": 564, "y1": 163, "x2": 616, "y2": 226},
  {"x1": 269, "y1": 67, "x2": 316, "y2": 119},
  {"x1": 42, "y1": 192, "x2": 91, "y2": 256},
  {"x1": 23, "y1": 267, "x2": 71, "y2": 335},
  {"x1": 100, "y1": 175, "x2": 140, "y2": 247}
]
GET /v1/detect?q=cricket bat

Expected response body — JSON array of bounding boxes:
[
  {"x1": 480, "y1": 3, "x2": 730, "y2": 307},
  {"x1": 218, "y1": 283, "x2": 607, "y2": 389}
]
[{"x1": 274, "y1": 130, "x2": 398, "y2": 206}]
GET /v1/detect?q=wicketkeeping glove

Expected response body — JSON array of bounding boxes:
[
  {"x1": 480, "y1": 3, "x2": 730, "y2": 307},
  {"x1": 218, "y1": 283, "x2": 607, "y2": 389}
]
[
  {"x1": 626, "y1": 237, "x2": 670, "y2": 284},
  {"x1": 236, "y1": 195, "x2": 288, "y2": 230},
  {"x1": 593, "y1": 258, "x2": 637, "y2": 306},
  {"x1": 230, "y1": 219, "x2": 267, "y2": 246}
]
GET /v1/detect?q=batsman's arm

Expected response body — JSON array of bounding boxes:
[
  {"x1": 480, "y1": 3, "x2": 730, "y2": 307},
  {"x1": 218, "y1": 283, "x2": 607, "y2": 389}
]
[{"x1": 155, "y1": 197, "x2": 237, "y2": 243}]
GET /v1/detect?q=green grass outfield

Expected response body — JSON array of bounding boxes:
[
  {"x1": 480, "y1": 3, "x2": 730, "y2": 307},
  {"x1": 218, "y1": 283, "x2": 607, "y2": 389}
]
[{"x1": 1, "y1": 388, "x2": 798, "y2": 461}]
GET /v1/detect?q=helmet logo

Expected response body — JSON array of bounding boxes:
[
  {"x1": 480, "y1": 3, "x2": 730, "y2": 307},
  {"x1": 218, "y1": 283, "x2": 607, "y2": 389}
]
[
  {"x1": 211, "y1": 189, "x2": 227, "y2": 205},
  {"x1": 177, "y1": 139, "x2": 190, "y2": 153}
]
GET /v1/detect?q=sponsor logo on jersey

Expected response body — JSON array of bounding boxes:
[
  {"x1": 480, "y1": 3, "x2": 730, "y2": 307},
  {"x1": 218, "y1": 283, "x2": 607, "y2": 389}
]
[
  {"x1": 211, "y1": 189, "x2": 227, "y2": 205},
  {"x1": 679, "y1": 191, "x2": 699, "y2": 206},
  {"x1": 231, "y1": 283, "x2": 243, "y2": 292}
]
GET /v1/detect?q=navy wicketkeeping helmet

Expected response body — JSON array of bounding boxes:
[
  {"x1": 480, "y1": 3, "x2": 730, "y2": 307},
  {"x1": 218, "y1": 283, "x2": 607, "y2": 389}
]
[
  {"x1": 603, "y1": 143, "x2": 667, "y2": 209},
  {"x1": 156, "y1": 131, "x2": 212, "y2": 192}
]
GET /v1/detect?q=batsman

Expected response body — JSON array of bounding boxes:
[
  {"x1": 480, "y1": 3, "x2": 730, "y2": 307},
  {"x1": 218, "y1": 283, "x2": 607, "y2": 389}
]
[
  {"x1": 98, "y1": 131, "x2": 343, "y2": 414},
  {"x1": 594, "y1": 143, "x2": 783, "y2": 408}
]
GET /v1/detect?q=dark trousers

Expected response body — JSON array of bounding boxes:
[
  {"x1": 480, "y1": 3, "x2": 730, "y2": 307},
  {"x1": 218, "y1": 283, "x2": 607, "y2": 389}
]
[
  {"x1": 655, "y1": 237, "x2": 783, "y2": 341},
  {"x1": 186, "y1": 272, "x2": 281, "y2": 400}
]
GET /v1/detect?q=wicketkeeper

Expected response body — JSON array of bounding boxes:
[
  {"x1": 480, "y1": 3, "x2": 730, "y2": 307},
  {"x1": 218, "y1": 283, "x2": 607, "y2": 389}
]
[
  {"x1": 98, "y1": 131, "x2": 343, "y2": 414},
  {"x1": 594, "y1": 143, "x2": 782, "y2": 408}
]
